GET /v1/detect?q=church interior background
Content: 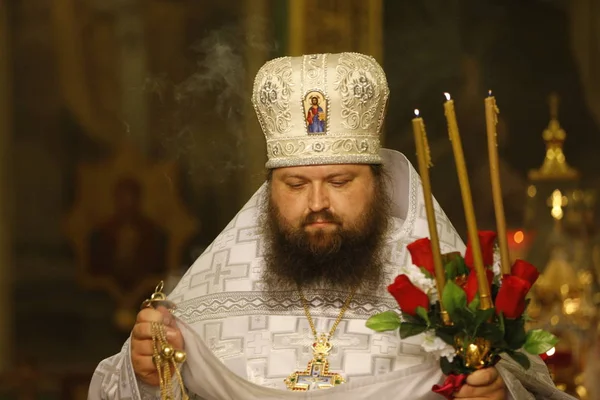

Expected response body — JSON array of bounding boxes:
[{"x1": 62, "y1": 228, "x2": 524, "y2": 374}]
[{"x1": 1, "y1": 0, "x2": 600, "y2": 398}]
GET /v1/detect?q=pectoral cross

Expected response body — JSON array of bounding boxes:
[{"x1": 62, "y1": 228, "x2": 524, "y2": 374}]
[{"x1": 284, "y1": 334, "x2": 345, "y2": 391}]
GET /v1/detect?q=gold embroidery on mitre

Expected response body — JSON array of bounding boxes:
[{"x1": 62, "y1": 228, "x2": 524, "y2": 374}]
[{"x1": 252, "y1": 52, "x2": 389, "y2": 168}]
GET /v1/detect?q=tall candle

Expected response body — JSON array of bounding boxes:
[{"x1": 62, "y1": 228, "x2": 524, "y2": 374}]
[
  {"x1": 412, "y1": 110, "x2": 450, "y2": 324},
  {"x1": 485, "y1": 91, "x2": 511, "y2": 275},
  {"x1": 443, "y1": 93, "x2": 492, "y2": 310}
]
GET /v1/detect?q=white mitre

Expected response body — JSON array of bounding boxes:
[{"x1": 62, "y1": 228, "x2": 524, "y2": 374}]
[{"x1": 252, "y1": 52, "x2": 389, "y2": 168}]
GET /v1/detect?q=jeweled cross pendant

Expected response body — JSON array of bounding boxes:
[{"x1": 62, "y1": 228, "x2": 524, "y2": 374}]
[{"x1": 284, "y1": 334, "x2": 345, "y2": 391}]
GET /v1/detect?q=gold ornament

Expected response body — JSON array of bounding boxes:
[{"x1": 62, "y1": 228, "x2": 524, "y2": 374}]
[
  {"x1": 174, "y1": 350, "x2": 187, "y2": 364},
  {"x1": 161, "y1": 345, "x2": 175, "y2": 359},
  {"x1": 284, "y1": 286, "x2": 357, "y2": 391},
  {"x1": 142, "y1": 281, "x2": 188, "y2": 400},
  {"x1": 455, "y1": 336, "x2": 493, "y2": 369},
  {"x1": 141, "y1": 281, "x2": 176, "y2": 310},
  {"x1": 528, "y1": 93, "x2": 579, "y2": 181}
]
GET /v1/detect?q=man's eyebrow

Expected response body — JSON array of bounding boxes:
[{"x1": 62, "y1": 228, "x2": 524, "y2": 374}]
[
  {"x1": 325, "y1": 172, "x2": 355, "y2": 180},
  {"x1": 279, "y1": 173, "x2": 307, "y2": 180},
  {"x1": 278, "y1": 171, "x2": 356, "y2": 180}
]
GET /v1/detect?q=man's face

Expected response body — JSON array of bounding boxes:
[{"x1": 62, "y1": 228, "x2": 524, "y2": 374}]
[
  {"x1": 262, "y1": 163, "x2": 390, "y2": 290},
  {"x1": 311, "y1": 97, "x2": 318, "y2": 105},
  {"x1": 270, "y1": 164, "x2": 375, "y2": 251}
]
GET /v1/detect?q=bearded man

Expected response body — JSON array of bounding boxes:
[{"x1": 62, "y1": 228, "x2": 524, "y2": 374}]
[{"x1": 89, "y1": 53, "x2": 573, "y2": 399}]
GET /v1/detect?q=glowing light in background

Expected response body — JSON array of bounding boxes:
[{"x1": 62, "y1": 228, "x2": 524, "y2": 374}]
[
  {"x1": 551, "y1": 189, "x2": 564, "y2": 220},
  {"x1": 513, "y1": 230, "x2": 524, "y2": 244}
]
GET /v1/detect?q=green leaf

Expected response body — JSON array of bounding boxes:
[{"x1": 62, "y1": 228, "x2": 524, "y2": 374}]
[
  {"x1": 366, "y1": 311, "x2": 401, "y2": 332},
  {"x1": 523, "y1": 329, "x2": 559, "y2": 355},
  {"x1": 419, "y1": 267, "x2": 434, "y2": 280},
  {"x1": 504, "y1": 318, "x2": 527, "y2": 350},
  {"x1": 442, "y1": 280, "x2": 467, "y2": 320},
  {"x1": 474, "y1": 308, "x2": 495, "y2": 328},
  {"x1": 478, "y1": 322, "x2": 505, "y2": 344},
  {"x1": 445, "y1": 261, "x2": 458, "y2": 281},
  {"x1": 440, "y1": 352, "x2": 472, "y2": 375},
  {"x1": 400, "y1": 313, "x2": 420, "y2": 325},
  {"x1": 454, "y1": 307, "x2": 475, "y2": 326},
  {"x1": 415, "y1": 306, "x2": 430, "y2": 325},
  {"x1": 506, "y1": 351, "x2": 531, "y2": 370},
  {"x1": 399, "y1": 322, "x2": 428, "y2": 339},
  {"x1": 442, "y1": 252, "x2": 464, "y2": 281},
  {"x1": 468, "y1": 294, "x2": 480, "y2": 313},
  {"x1": 441, "y1": 252, "x2": 462, "y2": 265},
  {"x1": 455, "y1": 258, "x2": 469, "y2": 276},
  {"x1": 440, "y1": 356, "x2": 455, "y2": 375},
  {"x1": 436, "y1": 323, "x2": 460, "y2": 345},
  {"x1": 435, "y1": 329, "x2": 456, "y2": 346}
]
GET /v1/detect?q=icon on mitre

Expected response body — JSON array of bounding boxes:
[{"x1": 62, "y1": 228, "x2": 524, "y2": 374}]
[{"x1": 304, "y1": 91, "x2": 327, "y2": 134}]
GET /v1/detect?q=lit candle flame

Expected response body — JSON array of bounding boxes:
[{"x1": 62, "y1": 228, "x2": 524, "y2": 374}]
[
  {"x1": 444, "y1": 92, "x2": 451, "y2": 101},
  {"x1": 414, "y1": 109, "x2": 420, "y2": 117},
  {"x1": 488, "y1": 89, "x2": 493, "y2": 96}
]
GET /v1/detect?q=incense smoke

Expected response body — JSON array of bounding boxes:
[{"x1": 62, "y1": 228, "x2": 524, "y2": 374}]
[{"x1": 146, "y1": 19, "x2": 277, "y2": 183}]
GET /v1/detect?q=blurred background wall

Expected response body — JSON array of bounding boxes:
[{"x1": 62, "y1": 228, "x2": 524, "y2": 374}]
[{"x1": 1, "y1": 0, "x2": 600, "y2": 398}]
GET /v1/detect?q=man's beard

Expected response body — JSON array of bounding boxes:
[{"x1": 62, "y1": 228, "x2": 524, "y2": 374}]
[{"x1": 260, "y1": 179, "x2": 391, "y2": 292}]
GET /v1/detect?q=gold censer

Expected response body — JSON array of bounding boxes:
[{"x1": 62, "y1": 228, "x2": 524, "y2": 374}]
[{"x1": 142, "y1": 281, "x2": 188, "y2": 400}]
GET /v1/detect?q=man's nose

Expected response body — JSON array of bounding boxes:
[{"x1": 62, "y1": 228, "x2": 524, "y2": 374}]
[{"x1": 308, "y1": 184, "x2": 330, "y2": 212}]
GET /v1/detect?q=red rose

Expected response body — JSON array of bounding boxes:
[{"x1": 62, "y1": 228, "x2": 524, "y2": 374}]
[
  {"x1": 464, "y1": 269, "x2": 494, "y2": 304},
  {"x1": 407, "y1": 238, "x2": 435, "y2": 276},
  {"x1": 387, "y1": 274, "x2": 430, "y2": 316},
  {"x1": 464, "y1": 231, "x2": 497, "y2": 269},
  {"x1": 494, "y1": 275, "x2": 531, "y2": 318},
  {"x1": 511, "y1": 259, "x2": 540, "y2": 287}
]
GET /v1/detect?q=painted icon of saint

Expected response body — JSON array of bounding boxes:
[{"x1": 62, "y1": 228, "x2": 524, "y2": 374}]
[{"x1": 306, "y1": 95, "x2": 326, "y2": 133}]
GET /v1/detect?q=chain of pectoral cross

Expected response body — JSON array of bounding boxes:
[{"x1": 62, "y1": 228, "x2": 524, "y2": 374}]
[{"x1": 297, "y1": 285, "x2": 359, "y2": 341}]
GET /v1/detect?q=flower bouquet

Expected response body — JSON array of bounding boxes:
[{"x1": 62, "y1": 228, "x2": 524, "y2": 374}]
[
  {"x1": 375, "y1": 92, "x2": 559, "y2": 398},
  {"x1": 366, "y1": 232, "x2": 557, "y2": 398},
  {"x1": 369, "y1": 92, "x2": 559, "y2": 398}
]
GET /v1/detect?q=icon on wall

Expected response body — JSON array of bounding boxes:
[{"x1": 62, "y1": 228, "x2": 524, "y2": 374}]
[{"x1": 64, "y1": 143, "x2": 198, "y2": 330}]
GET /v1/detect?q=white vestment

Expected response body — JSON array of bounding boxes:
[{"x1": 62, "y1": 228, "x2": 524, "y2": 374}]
[{"x1": 89, "y1": 149, "x2": 574, "y2": 399}]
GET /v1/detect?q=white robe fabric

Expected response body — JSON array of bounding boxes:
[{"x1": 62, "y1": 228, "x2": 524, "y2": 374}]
[{"x1": 89, "y1": 149, "x2": 574, "y2": 399}]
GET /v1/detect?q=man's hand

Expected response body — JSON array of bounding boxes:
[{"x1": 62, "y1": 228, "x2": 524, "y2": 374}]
[
  {"x1": 454, "y1": 367, "x2": 506, "y2": 399},
  {"x1": 131, "y1": 306, "x2": 185, "y2": 386}
]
